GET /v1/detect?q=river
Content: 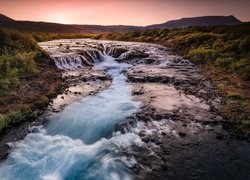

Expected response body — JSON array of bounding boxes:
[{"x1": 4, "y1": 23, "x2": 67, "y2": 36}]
[{"x1": 0, "y1": 39, "x2": 249, "y2": 180}]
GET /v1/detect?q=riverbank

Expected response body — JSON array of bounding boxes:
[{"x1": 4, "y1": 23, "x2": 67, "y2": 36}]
[
  {"x1": 118, "y1": 44, "x2": 250, "y2": 179},
  {"x1": 0, "y1": 29, "x2": 66, "y2": 159},
  {"x1": 100, "y1": 24, "x2": 250, "y2": 132},
  {"x1": 0, "y1": 55, "x2": 65, "y2": 159}
]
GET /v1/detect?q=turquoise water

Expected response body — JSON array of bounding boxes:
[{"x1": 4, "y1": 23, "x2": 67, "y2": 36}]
[{"x1": 0, "y1": 55, "x2": 141, "y2": 180}]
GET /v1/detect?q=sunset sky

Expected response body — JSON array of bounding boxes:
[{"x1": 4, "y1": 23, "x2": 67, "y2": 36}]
[{"x1": 0, "y1": 0, "x2": 249, "y2": 26}]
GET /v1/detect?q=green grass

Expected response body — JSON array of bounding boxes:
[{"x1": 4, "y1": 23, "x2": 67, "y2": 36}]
[{"x1": 0, "y1": 29, "x2": 45, "y2": 131}]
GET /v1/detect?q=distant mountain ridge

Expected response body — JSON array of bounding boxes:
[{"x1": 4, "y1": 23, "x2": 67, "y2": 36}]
[
  {"x1": 0, "y1": 14, "x2": 242, "y2": 33},
  {"x1": 146, "y1": 15, "x2": 242, "y2": 29},
  {"x1": 0, "y1": 13, "x2": 14, "y2": 22}
]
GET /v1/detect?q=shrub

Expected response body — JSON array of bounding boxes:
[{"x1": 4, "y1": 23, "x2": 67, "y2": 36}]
[
  {"x1": 0, "y1": 114, "x2": 7, "y2": 131},
  {"x1": 187, "y1": 48, "x2": 215, "y2": 64},
  {"x1": 0, "y1": 28, "x2": 37, "y2": 55},
  {"x1": 215, "y1": 57, "x2": 234, "y2": 69},
  {"x1": 0, "y1": 55, "x2": 19, "y2": 95},
  {"x1": 233, "y1": 58, "x2": 250, "y2": 79},
  {"x1": 0, "y1": 52, "x2": 39, "y2": 96},
  {"x1": 12, "y1": 52, "x2": 39, "y2": 76},
  {"x1": 18, "y1": 104, "x2": 32, "y2": 117},
  {"x1": 241, "y1": 120, "x2": 250, "y2": 129},
  {"x1": 239, "y1": 36, "x2": 250, "y2": 54},
  {"x1": 36, "y1": 96, "x2": 49, "y2": 109},
  {"x1": 6, "y1": 111, "x2": 27, "y2": 124}
]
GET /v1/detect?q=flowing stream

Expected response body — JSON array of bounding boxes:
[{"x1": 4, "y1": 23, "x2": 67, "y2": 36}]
[
  {"x1": 0, "y1": 41, "x2": 142, "y2": 180},
  {"x1": 1, "y1": 39, "x2": 249, "y2": 180}
]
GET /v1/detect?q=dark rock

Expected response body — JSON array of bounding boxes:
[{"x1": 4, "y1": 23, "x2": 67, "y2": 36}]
[
  {"x1": 125, "y1": 50, "x2": 149, "y2": 59},
  {"x1": 161, "y1": 132, "x2": 167, "y2": 136},
  {"x1": 162, "y1": 163, "x2": 168, "y2": 171},
  {"x1": 111, "y1": 48, "x2": 128, "y2": 58},
  {"x1": 216, "y1": 133, "x2": 224, "y2": 140},
  {"x1": 178, "y1": 132, "x2": 187, "y2": 137},
  {"x1": 142, "y1": 137, "x2": 150, "y2": 143},
  {"x1": 139, "y1": 131, "x2": 147, "y2": 137}
]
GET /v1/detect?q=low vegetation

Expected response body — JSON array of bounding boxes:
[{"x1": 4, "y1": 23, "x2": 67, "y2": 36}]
[
  {"x1": 0, "y1": 28, "x2": 62, "y2": 132},
  {"x1": 32, "y1": 32, "x2": 100, "y2": 42}
]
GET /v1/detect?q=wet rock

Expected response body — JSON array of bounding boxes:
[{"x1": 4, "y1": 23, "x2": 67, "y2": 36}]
[
  {"x1": 139, "y1": 130, "x2": 147, "y2": 137},
  {"x1": 29, "y1": 126, "x2": 41, "y2": 133},
  {"x1": 182, "y1": 123, "x2": 188, "y2": 127},
  {"x1": 216, "y1": 133, "x2": 224, "y2": 140},
  {"x1": 141, "y1": 137, "x2": 150, "y2": 143},
  {"x1": 162, "y1": 163, "x2": 168, "y2": 171},
  {"x1": 161, "y1": 132, "x2": 167, "y2": 136},
  {"x1": 144, "y1": 59, "x2": 160, "y2": 64},
  {"x1": 125, "y1": 50, "x2": 149, "y2": 59},
  {"x1": 132, "y1": 87, "x2": 144, "y2": 95},
  {"x1": 178, "y1": 132, "x2": 187, "y2": 137},
  {"x1": 112, "y1": 48, "x2": 128, "y2": 58},
  {"x1": 127, "y1": 74, "x2": 171, "y2": 84},
  {"x1": 0, "y1": 145, "x2": 11, "y2": 160}
]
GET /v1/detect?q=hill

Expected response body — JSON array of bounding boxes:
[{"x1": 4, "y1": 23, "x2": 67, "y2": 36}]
[
  {"x1": 0, "y1": 13, "x2": 14, "y2": 22},
  {"x1": 75, "y1": 24, "x2": 141, "y2": 33},
  {"x1": 0, "y1": 14, "x2": 140, "y2": 33},
  {"x1": 146, "y1": 15, "x2": 242, "y2": 29},
  {"x1": 0, "y1": 14, "x2": 243, "y2": 34}
]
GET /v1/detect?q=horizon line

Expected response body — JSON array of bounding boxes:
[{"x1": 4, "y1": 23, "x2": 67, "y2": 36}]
[{"x1": 1, "y1": 13, "x2": 246, "y2": 27}]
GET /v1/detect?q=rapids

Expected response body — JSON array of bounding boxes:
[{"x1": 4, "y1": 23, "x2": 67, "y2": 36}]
[{"x1": 0, "y1": 40, "x2": 143, "y2": 180}]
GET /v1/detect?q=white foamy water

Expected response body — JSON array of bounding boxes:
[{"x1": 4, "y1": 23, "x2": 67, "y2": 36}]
[{"x1": 0, "y1": 40, "x2": 142, "y2": 180}]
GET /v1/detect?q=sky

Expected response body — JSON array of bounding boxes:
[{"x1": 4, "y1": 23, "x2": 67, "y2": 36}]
[{"x1": 0, "y1": 0, "x2": 249, "y2": 26}]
